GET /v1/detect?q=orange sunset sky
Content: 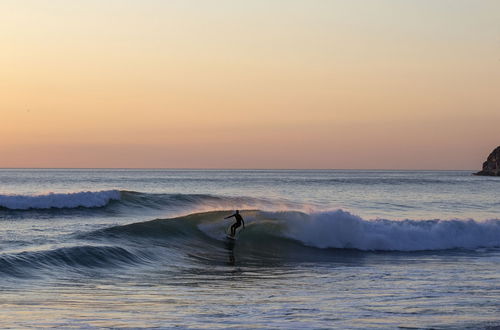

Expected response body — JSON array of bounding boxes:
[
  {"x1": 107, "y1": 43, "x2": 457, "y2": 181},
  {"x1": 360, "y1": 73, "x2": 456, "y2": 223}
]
[{"x1": 1, "y1": 0, "x2": 499, "y2": 169}]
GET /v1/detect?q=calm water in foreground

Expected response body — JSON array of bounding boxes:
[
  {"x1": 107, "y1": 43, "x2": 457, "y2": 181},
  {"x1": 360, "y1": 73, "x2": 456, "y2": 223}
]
[{"x1": 0, "y1": 169, "x2": 499, "y2": 329}]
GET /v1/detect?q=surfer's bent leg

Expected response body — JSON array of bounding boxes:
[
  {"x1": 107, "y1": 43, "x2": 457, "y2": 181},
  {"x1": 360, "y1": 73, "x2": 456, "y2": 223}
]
[{"x1": 231, "y1": 222, "x2": 241, "y2": 236}]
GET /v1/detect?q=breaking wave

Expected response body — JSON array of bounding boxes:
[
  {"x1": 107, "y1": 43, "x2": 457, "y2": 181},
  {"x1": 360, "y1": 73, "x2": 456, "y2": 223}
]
[
  {"x1": 2, "y1": 210, "x2": 500, "y2": 278},
  {"x1": 0, "y1": 190, "x2": 121, "y2": 210},
  {"x1": 0, "y1": 190, "x2": 301, "y2": 213},
  {"x1": 89, "y1": 210, "x2": 500, "y2": 252},
  {"x1": 278, "y1": 210, "x2": 500, "y2": 251}
]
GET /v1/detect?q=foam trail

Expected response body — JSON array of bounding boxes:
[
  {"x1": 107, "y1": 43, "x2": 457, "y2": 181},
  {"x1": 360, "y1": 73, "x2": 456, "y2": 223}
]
[
  {"x1": 0, "y1": 190, "x2": 121, "y2": 210},
  {"x1": 279, "y1": 210, "x2": 500, "y2": 251}
]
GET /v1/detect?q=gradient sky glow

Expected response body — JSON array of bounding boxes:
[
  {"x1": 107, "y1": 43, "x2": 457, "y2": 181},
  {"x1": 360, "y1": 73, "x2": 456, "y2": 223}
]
[{"x1": 1, "y1": 0, "x2": 499, "y2": 169}]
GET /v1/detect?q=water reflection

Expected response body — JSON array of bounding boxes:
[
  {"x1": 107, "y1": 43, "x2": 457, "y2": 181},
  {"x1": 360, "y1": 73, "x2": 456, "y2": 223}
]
[{"x1": 225, "y1": 239, "x2": 236, "y2": 266}]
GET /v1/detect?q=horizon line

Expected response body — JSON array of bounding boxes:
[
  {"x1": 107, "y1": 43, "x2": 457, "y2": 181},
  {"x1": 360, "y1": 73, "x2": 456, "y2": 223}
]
[{"x1": 0, "y1": 167, "x2": 478, "y2": 172}]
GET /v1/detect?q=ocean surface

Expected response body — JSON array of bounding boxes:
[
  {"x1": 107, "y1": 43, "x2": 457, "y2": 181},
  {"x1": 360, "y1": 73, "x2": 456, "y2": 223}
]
[{"x1": 0, "y1": 169, "x2": 499, "y2": 329}]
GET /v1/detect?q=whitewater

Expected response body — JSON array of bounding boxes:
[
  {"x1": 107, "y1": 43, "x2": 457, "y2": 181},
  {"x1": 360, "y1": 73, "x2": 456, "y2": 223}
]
[{"x1": 1, "y1": 169, "x2": 499, "y2": 329}]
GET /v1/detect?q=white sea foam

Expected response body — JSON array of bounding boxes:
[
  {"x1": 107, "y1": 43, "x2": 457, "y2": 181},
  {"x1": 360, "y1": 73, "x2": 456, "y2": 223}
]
[
  {"x1": 0, "y1": 190, "x2": 121, "y2": 210},
  {"x1": 278, "y1": 210, "x2": 500, "y2": 251}
]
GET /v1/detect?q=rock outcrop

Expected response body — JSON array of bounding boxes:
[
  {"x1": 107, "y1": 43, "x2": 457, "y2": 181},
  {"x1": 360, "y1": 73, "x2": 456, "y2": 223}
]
[{"x1": 475, "y1": 146, "x2": 500, "y2": 176}]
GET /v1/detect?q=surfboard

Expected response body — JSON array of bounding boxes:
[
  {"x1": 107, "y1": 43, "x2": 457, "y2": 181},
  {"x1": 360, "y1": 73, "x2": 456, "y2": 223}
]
[{"x1": 226, "y1": 234, "x2": 236, "y2": 240}]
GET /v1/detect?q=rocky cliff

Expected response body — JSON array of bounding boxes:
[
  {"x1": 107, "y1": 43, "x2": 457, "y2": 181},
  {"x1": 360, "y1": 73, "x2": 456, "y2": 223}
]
[{"x1": 475, "y1": 146, "x2": 500, "y2": 176}]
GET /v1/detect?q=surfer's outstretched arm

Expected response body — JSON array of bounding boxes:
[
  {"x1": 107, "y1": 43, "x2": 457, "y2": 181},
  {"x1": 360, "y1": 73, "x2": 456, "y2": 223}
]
[{"x1": 224, "y1": 214, "x2": 235, "y2": 219}]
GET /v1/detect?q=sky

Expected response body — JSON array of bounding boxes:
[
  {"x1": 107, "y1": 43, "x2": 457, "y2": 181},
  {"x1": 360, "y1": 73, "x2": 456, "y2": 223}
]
[{"x1": 1, "y1": 0, "x2": 499, "y2": 169}]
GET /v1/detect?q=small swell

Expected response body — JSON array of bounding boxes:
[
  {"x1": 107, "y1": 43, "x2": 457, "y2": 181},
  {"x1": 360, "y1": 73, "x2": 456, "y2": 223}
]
[{"x1": 0, "y1": 245, "x2": 144, "y2": 277}]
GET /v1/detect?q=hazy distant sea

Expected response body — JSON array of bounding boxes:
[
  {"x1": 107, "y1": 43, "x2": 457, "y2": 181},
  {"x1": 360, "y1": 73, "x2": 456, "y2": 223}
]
[{"x1": 1, "y1": 169, "x2": 499, "y2": 329}]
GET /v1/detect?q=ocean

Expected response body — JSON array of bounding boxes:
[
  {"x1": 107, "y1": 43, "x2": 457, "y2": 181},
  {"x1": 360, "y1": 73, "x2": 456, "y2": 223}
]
[{"x1": 0, "y1": 169, "x2": 499, "y2": 329}]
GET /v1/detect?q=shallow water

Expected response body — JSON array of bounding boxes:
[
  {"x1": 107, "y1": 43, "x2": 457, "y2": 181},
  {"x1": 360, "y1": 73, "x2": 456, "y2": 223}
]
[{"x1": 1, "y1": 169, "x2": 499, "y2": 328}]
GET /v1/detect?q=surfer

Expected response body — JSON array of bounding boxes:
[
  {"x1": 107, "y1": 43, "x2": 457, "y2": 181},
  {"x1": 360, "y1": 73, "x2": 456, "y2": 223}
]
[{"x1": 224, "y1": 210, "x2": 245, "y2": 237}]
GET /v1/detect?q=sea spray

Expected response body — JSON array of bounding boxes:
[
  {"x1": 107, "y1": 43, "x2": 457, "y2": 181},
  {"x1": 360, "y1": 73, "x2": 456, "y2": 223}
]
[{"x1": 280, "y1": 210, "x2": 500, "y2": 251}]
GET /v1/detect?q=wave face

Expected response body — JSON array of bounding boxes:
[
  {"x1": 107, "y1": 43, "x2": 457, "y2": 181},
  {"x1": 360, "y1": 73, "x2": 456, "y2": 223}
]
[{"x1": 0, "y1": 190, "x2": 121, "y2": 210}]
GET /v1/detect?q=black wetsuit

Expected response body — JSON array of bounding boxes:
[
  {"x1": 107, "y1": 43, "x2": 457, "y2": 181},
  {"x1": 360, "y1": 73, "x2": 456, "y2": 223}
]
[{"x1": 225, "y1": 212, "x2": 244, "y2": 236}]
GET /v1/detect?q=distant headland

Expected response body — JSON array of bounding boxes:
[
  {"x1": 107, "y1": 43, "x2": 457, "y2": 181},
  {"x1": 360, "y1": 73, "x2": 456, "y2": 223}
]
[{"x1": 475, "y1": 146, "x2": 500, "y2": 176}]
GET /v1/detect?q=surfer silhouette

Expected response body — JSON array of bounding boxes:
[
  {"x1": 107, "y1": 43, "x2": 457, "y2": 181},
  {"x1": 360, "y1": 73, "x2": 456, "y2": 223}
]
[{"x1": 224, "y1": 210, "x2": 245, "y2": 237}]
